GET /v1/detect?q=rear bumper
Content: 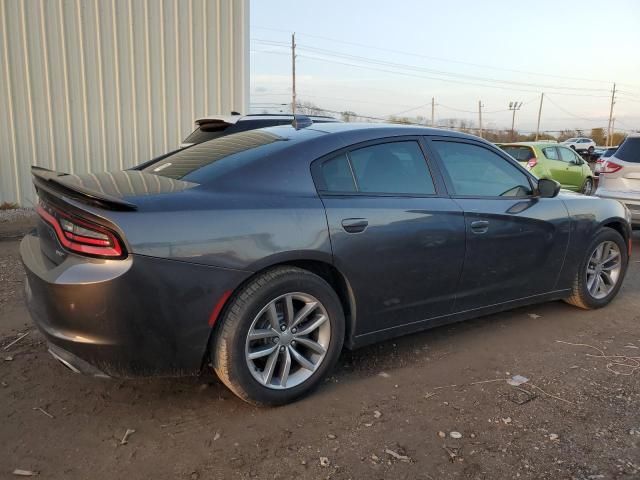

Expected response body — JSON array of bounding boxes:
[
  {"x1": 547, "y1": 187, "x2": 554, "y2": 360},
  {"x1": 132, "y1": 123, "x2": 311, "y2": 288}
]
[
  {"x1": 21, "y1": 232, "x2": 250, "y2": 377},
  {"x1": 595, "y1": 190, "x2": 640, "y2": 226}
]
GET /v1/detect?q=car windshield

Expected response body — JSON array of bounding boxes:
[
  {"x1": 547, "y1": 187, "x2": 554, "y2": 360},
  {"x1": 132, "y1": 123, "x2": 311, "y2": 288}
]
[
  {"x1": 500, "y1": 146, "x2": 535, "y2": 161},
  {"x1": 565, "y1": 138, "x2": 577, "y2": 142}
]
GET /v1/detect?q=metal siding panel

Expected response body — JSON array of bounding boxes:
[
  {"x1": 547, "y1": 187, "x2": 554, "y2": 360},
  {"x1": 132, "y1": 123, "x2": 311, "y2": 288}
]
[{"x1": 0, "y1": 0, "x2": 248, "y2": 206}]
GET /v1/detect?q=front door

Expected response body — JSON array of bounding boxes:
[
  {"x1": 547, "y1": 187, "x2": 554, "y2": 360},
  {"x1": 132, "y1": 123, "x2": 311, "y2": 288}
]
[
  {"x1": 313, "y1": 138, "x2": 466, "y2": 335},
  {"x1": 557, "y1": 146, "x2": 586, "y2": 190},
  {"x1": 428, "y1": 138, "x2": 570, "y2": 312}
]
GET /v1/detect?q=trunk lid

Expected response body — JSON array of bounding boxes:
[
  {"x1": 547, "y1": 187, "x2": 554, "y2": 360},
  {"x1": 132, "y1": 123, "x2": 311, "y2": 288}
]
[{"x1": 32, "y1": 167, "x2": 197, "y2": 265}]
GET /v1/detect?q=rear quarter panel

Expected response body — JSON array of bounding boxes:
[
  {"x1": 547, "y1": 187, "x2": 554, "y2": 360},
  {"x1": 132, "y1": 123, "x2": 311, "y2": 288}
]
[{"x1": 101, "y1": 190, "x2": 333, "y2": 271}]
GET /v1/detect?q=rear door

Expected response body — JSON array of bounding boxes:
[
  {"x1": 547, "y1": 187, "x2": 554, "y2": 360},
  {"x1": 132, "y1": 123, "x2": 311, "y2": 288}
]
[
  {"x1": 314, "y1": 138, "x2": 466, "y2": 335},
  {"x1": 428, "y1": 138, "x2": 570, "y2": 312}
]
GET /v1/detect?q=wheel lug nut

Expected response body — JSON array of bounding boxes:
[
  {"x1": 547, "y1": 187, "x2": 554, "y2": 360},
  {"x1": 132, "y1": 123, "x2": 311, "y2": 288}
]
[
  {"x1": 291, "y1": 340, "x2": 296, "y2": 346},
  {"x1": 291, "y1": 328, "x2": 297, "y2": 334},
  {"x1": 279, "y1": 346, "x2": 285, "y2": 352},
  {"x1": 280, "y1": 324, "x2": 286, "y2": 332}
]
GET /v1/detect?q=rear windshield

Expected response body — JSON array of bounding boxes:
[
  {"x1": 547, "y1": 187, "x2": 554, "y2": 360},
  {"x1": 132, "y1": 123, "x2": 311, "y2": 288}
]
[
  {"x1": 182, "y1": 123, "x2": 233, "y2": 144},
  {"x1": 145, "y1": 130, "x2": 284, "y2": 180},
  {"x1": 500, "y1": 146, "x2": 535, "y2": 161},
  {"x1": 615, "y1": 137, "x2": 640, "y2": 163}
]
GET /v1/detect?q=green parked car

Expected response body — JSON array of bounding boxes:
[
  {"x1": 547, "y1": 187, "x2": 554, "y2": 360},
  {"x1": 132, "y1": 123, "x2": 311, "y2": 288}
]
[{"x1": 500, "y1": 142, "x2": 595, "y2": 195}]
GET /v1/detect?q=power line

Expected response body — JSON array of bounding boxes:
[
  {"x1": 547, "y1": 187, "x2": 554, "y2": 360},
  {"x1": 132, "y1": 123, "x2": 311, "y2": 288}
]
[
  {"x1": 252, "y1": 39, "x2": 611, "y2": 96},
  {"x1": 252, "y1": 26, "x2": 624, "y2": 88},
  {"x1": 544, "y1": 95, "x2": 606, "y2": 123}
]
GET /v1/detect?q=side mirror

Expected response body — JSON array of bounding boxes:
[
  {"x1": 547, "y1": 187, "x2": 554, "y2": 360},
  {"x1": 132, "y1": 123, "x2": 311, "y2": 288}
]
[{"x1": 537, "y1": 178, "x2": 561, "y2": 198}]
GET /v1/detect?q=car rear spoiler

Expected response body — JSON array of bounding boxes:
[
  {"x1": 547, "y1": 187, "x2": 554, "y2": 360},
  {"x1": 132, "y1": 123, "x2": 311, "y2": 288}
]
[{"x1": 31, "y1": 166, "x2": 138, "y2": 211}]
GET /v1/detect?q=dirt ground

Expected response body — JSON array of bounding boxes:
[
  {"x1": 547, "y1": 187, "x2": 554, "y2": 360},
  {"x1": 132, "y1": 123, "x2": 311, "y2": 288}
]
[{"x1": 1, "y1": 230, "x2": 640, "y2": 479}]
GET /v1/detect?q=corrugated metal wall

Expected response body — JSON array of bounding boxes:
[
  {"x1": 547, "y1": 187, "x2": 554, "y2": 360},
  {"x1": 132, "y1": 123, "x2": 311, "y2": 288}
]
[{"x1": 0, "y1": 0, "x2": 249, "y2": 206}]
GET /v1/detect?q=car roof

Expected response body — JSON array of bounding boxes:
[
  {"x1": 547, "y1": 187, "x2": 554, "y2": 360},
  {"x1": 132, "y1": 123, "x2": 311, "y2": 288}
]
[{"x1": 262, "y1": 122, "x2": 483, "y2": 141}]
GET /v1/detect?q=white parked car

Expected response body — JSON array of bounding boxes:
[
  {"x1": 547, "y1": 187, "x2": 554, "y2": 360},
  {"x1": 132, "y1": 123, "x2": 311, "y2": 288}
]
[
  {"x1": 561, "y1": 137, "x2": 596, "y2": 154},
  {"x1": 596, "y1": 134, "x2": 640, "y2": 227}
]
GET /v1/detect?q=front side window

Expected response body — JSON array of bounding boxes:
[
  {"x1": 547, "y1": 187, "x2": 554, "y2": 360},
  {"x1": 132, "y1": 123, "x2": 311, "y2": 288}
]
[
  {"x1": 558, "y1": 147, "x2": 579, "y2": 163},
  {"x1": 432, "y1": 141, "x2": 533, "y2": 197},
  {"x1": 317, "y1": 141, "x2": 436, "y2": 195}
]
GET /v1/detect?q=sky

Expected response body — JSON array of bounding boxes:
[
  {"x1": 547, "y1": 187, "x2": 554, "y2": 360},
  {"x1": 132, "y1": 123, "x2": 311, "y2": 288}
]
[{"x1": 250, "y1": 0, "x2": 640, "y2": 134}]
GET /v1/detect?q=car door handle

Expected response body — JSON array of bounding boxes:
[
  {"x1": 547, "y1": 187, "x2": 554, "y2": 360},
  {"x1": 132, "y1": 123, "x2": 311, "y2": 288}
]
[
  {"x1": 341, "y1": 218, "x2": 368, "y2": 233},
  {"x1": 470, "y1": 220, "x2": 489, "y2": 234}
]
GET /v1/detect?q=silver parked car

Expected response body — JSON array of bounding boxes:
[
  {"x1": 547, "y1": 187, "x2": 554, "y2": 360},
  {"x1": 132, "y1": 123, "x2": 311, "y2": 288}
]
[{"x1": 596, "y1": 134, "x2": 640, "y2": 227}]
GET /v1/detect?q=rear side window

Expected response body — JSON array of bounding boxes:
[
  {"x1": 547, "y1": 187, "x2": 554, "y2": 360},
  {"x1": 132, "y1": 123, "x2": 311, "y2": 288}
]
[
  {"x1": 320, "y1": 154, "x2": 356, "y2": 192},
  {"x1": 349, "y1": 142, "x2": 435, "y2": 194},
  {"x1": 316, "y1": 141, "x2": 436, "y2": 195},
  {"x1": 603, "y1": 148, "x2": 617, "y2": 158},
  {"x1": 432, "y1": 141, "x2": 532, "y2": 197},
  {"x1": 542, "y1": 147, "x2": 559, "y2": 160},
  {"x1": 500, "y1": 146, "x2": 535, "y2": 161},
  {"x1": 616, "y1": 137, "x2": 640, "y2": 163}
]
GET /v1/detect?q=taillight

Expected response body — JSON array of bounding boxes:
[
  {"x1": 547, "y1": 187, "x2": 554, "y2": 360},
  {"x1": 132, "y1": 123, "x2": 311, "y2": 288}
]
[
  {"x1": 36, "y1": 202, "x2": 125, "y2": 258},
  {"x1": 527, "y1": 157, "x2": 538, "y2": 168},
  {"x1": 600, "y1": 161, "x2": 623, "y2": 174}
]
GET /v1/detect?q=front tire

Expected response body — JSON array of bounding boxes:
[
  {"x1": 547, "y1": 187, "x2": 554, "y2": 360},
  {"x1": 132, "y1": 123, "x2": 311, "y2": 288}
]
[
  {"x1": 588, "y1": 146, "x2": 595, "y2": 154},
  {"x1": 582, "y1": 177, "x2": 594, "y2": 195},
  {"x1": 564, "y1": 227, "x2": 628, "y2": 309},
  {"x1": 212, "y1": 266, "x2": 345, "y2": 406}
]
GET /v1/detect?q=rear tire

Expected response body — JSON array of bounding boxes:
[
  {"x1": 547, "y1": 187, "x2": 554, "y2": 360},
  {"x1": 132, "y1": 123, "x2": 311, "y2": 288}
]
[
  {"x1": 212, "y1": 266, "x2": 345, "y2": 406},
  {"x1": 564, "y1": 227, "x2": 628, "y2": 309}
]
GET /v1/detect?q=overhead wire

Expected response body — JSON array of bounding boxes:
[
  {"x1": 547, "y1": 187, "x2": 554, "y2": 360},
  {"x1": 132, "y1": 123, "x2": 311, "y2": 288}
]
[{"x1": 252, "y1": 26, "x2": 622, "y2": 87}]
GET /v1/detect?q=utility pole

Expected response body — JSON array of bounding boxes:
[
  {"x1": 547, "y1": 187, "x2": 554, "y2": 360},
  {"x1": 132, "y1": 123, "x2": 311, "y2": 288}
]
[
  {"x1": 606, "y1": 82, "x2": 616, "y2": 146},
  {"x1": 508, "y1": 100, "x2": 523, "y2": 141},
  {"x1": 535, "y1": 93, "x2": 544, "y2": 141},
  {"x1": 431, "y1": 97, "x2": 435, "y2": 127},
  {"x1": 611, "y1": 117, "x2": 616, "y2": 146},
  {"x1": 291, "y1": 32, "x2": 297, "y2": 115},
  {"x1": 478, "y1": 100, "x2": 483, "y2": 138}
]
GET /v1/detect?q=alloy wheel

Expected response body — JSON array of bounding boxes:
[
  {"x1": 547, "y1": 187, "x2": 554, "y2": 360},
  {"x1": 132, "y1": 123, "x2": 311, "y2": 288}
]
[
  {"x1": 586, "y1": 241, "x2": 622, "y2": 299},
  {"x1": 583, "y1": 178, "x2": 593, "y2": 196},
  {"x1": 245, "y1": 292, "x2": 331, "y2": 389}
]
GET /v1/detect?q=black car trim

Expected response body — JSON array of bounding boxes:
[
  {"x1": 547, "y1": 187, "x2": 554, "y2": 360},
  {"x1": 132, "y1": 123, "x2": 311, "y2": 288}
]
[{"x1": 351, "y1": 288, "x2": 571, "y2": 349}]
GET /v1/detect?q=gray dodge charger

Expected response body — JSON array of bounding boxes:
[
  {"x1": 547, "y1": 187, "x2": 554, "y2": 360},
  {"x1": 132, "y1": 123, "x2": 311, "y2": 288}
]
[{"x1": 21, "y1": 122, "x2": 632, "y2": 405}]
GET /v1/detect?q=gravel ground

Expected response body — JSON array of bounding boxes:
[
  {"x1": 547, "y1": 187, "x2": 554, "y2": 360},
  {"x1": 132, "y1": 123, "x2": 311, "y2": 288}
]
[
  {"x1": 0, "y1": 208, "x2": 36, "y2": 239},
  {"x1": 0, "y1": 207, "x2": 35, "y2": 223},
  {"x1": 1, "y1": 233, "x2": 640, "y2": 479}
]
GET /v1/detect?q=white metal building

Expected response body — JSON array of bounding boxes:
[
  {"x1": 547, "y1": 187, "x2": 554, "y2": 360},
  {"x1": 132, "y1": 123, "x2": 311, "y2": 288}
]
[{"x1": 0, "y1": 0, "x2": 249, "y2": 206}]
